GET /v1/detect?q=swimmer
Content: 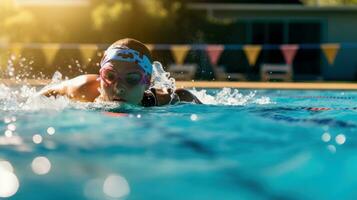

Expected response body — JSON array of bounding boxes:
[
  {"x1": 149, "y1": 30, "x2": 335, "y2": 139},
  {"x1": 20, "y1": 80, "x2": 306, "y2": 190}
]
[{"x1": 40, "y1": 38, "x2": 201, "y2": 106}]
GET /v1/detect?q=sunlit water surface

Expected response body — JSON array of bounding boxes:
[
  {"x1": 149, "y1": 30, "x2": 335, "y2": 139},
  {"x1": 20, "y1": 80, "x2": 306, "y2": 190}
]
[{"x1": 0, "y1": 82, "x2": 357, "y2": 200}]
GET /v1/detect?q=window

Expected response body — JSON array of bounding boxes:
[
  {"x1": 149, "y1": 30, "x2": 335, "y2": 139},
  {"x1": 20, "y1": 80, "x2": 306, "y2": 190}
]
[
  {"x1": 252, "y1": 22, "x2": 285, "y2": 67},
  {"x1": 289, "y1": 22, "x2": 322, "y2": 76}
]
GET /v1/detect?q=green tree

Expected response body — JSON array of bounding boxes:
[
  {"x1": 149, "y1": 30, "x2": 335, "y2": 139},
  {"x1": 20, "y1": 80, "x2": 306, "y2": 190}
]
[
  {"x1": 0, "y1": 0, "x2": 37, "y2": 42},
  {"x1": 89, "y1": 0, "x2": 214, "y2": 43},
  {"x1": 302, "y1": 0, "x2": 357, "y2": 5}
]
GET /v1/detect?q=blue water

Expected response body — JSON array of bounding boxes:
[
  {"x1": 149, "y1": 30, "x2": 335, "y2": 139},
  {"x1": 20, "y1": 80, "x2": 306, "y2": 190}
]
[{"x1": 0, "y1": 88, "x2": 357, "y2": 200}]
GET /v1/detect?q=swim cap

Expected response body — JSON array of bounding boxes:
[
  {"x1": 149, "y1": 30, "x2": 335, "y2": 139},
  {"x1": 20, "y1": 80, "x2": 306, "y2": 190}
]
[{"x1": 101, "y1": 46, "x2": 153, "y2": 75}]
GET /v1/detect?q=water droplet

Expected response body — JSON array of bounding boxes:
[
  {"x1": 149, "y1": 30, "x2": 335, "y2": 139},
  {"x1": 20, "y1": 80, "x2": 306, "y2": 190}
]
[
  {"x1": 7, "y1": 124, "x2": 16, "y2": 131},
  {"x1": 103, "y1": 174, "x2": 130, "y2": 198},
  {"x1": 31, "y1": 156, "x2": 51, "y2": 175},
  {"x1": 190, "y1": 114, "x2": 198, "y2": 121},
  {"x1": 0, "y1": 166, "x2": 19, "y2": 198},
  {"x1": 32, "y1": 134, "x2": 43, "y2": 144},
  {"x1": 0, "y1": 160, "x2": 14, "y2": 172},
  {"x1": 4, "y1": 130, "x2": 13, "y2": 138},
  {"x1": 321, "y1": 132, "x2": 331, "y2": 142},
  {"x1": 327, "y1": 145, "x2": 336, "y2": 153},
  {"x1": 47, "y1": 127, "x2": 55, "y2": 135},
  {"x1": 335, "y1": 134, "x2": 346, "y2": 145},
  {"x1": 3, "y1": 117, "x2": 11, "y2": 124}
]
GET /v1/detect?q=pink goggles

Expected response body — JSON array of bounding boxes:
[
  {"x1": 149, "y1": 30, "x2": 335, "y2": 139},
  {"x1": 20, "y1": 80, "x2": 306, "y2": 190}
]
[{"x1": 99, "y1": 63, "x2": 150, "y2": 87}]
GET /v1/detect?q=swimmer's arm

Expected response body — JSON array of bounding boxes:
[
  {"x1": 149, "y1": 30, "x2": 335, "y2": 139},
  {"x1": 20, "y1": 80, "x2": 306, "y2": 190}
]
[
  {"x1": 39, "y1": 82, "x2": 69, "y2": 97},
  {"x1": 175, "y1": 88, "x2": 202, "y2": 104},
  {"x1": 39, "y1": 75, "x2": 100, "y2": 102},
  {"x1": 154, "y1": 88, "x2": 202, "y2": 105}
]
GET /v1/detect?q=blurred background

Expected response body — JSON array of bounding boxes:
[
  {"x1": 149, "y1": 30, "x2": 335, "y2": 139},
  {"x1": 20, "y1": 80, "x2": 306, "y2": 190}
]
[{"x1": 1, "y1": 0, "x2": 357, "y2": 82}]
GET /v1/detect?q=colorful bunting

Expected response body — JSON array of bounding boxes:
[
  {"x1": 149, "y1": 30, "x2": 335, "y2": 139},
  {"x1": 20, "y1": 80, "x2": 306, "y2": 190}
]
[
  {"x1": 206, "y1": 45, "x2": 224, "y2": 65},
  {"x1": 280, "y1": 44, "x2": 299, "y2": 65},
  {"x1": 171, "y1": 45, "x2": 191, "y2": 65},
  {"x1": 0, "y1": 43, "x2": 347, "y2": 71},
  {"x1": 321, "y1": 44, "x2": 340, "y2": 65},
  {"x1": 79, "y1": 44, "x2": 98, "y2": 64},
  {"x1": 43, "y1": 43, "x2": 60, "y2": 65},
  {"x1": 243, "y1": 45, "x2": 262, "y2": 66}
]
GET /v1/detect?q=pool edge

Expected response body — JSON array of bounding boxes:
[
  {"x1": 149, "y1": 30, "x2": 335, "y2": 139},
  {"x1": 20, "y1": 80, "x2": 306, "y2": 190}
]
[{"x1": 1, "y1": 79, "x2": 357, "y2": 90}]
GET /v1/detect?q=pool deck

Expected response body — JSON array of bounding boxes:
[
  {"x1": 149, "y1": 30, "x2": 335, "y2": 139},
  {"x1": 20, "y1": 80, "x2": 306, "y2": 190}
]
[
  {"x1": 0, "y1": 79, "x2": 357, "y2": 90},
  {"x1": 176, "y1": 81, "x2": 357, "y2": 90}
]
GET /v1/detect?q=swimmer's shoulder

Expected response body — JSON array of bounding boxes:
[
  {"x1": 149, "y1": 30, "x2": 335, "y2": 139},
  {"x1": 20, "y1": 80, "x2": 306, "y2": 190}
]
[
  {"x1": 141, "y1": 88, "x2": 202, "y2": 107},
  {"x1": 174, "y1": 88, "x2": 202, "y2": 104},
  {"x1": 68, "y1": 75, "x2": 100, "y2": 101}
]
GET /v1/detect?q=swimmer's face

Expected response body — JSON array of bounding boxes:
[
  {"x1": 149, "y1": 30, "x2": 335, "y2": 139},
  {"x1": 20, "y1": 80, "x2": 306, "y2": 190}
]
[{"x1": 100, "y1": 61, "x2": 150, "y2": 104}]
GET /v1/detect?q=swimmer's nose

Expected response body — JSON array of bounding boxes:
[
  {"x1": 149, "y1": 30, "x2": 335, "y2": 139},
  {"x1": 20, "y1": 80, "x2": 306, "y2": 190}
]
[{"x1": 114, "y1": 84, "x2": 126, "y2": 96}]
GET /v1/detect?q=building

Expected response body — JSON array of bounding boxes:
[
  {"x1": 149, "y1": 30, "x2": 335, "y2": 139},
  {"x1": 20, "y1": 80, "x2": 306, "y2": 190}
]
[{"x1": 188, "y1": 3, "x2": 357, "y2": 81}]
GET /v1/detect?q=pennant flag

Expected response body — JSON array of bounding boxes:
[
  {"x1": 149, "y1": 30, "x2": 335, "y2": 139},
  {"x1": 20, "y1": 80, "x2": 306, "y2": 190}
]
[
  {"x1": 206, "y1": 45, "x2": 224, "y2": 65},
  {"x1": 280, "y1": 44, "x2": 299, "y2": 65},
  {"x1": 43, "y1": 43, "x2": 60, "y2": 65},
  {"x1": 10, "y1": 43, "x2": 23, "y2": 58},
  {"x1": 321, "y1": 44, "x2": 340, "y2": 65},
  {"x1": 171, "y1": 45, "x2": 191, "y2": 65},
  {"x1": 79, "y1": 44, "x2": 98, "y2": 64},
  {"x1": 243, "y1": 45, "x2": 262, "y2": 66}
]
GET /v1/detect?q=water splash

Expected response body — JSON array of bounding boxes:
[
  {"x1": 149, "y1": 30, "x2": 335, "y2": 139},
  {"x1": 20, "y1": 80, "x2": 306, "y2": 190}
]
[
  {"x1": 150, "y1": 61, "x2": 176, "y2": 92},
  {"x1": 191, "y1": 88, "x2": 272, "y2": 106},
  {"x1": 2, "y1": 55, "x2": 43, "y2": 82},
  {"x1": 0, "y1": 58, "x2": 271, "y2": 111},
  {"x1": 0, "y1": 84, "x2": 271, "y2": 111}
]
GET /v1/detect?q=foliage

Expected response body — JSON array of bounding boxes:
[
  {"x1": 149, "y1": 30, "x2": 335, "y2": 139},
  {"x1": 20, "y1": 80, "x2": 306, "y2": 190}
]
[
  {"x1": 2, "y1": 0, "x2": 356, "y2": 44},
  {"x1": 90, "y1": 0, "x2": 198, "y2": 43},
  {"x1": 302, "y1": 0, "x2": 357, "y2": 5},
  {"x1": 0, "y1": 0, "x2": 37, "y2": 42}
]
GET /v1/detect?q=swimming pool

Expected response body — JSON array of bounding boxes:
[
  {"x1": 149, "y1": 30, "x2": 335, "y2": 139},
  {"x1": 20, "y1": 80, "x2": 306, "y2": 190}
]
[{"x1": 0, "y1": 85, "x2": 356, "y2": 200}]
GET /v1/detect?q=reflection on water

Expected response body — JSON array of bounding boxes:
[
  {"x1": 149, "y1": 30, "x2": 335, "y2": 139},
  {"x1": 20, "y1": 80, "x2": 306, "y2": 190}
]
[
  {"x1": 0, "y1": 135, "x2": 23, "y2": 146},
  {"x1": 335, "y1": 134, "x2": 346, "y2": 145},
  {"x1": 327, "y1": 144, "x2": 337, "y2": 153},
  {"x1": 5, "y1": 130, "x2": 13, "y2": 137},
  {"x1": 321, "y1": 132, "x2": 331, "y2": 142},
  {"x1": 47, "y1": 127, "x2": 56, "y2": 135},
  {"x1": 31, "y1": 156, "x2": 51, "y2": 175},
  {"x1": 190, "y1": 114, "x2": 198, "y2": 121},
  {"x1": 1, "y1": 70, "x2": 357, "y2": 199},
  {"x1": 32, "y1": 134, "x2": 43, "y2": 144},
  {"x1": 103, "y1": 174, "x2": 130, "y2": 198},
  {"x1": 0, "y1": 160, "x2": 19, "y2": 198}
]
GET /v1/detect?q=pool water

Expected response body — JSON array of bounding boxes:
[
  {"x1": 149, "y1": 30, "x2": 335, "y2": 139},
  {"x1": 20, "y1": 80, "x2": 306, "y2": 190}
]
[{"x1": 0, "y1": 86, "x2": 357, "y2": 200}]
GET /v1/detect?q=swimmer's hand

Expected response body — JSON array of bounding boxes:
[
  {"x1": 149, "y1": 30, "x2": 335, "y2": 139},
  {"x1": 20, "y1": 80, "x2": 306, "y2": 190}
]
[{"x1": 38, "y1": 82, "x2": 68, "y2": 98}]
